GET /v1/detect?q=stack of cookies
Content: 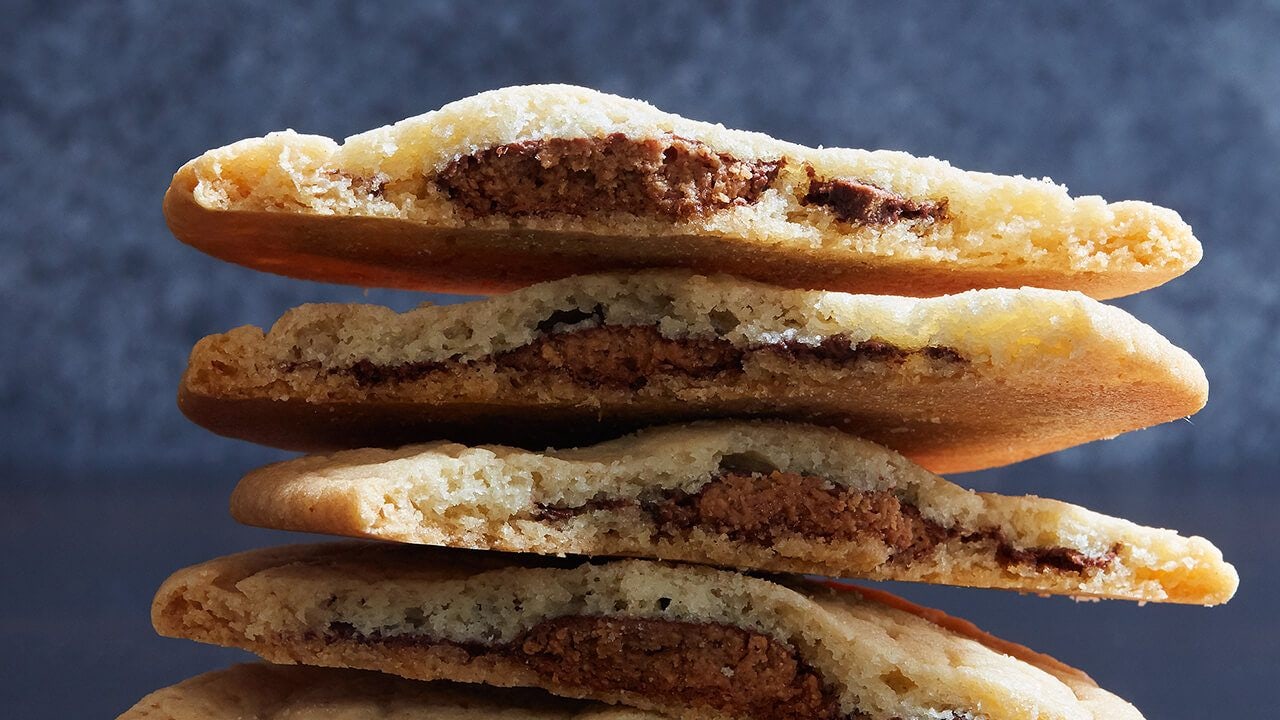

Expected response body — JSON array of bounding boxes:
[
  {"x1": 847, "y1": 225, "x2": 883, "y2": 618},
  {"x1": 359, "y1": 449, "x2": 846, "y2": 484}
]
[{"x1": 122, "y1": 86, "x2": 1237, "y2": 720}]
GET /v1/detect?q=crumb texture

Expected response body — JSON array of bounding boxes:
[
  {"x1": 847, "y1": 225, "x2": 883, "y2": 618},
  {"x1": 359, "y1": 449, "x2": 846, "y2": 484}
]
[{"x1": 188, "y1": 271, "x2": 1202, "y2": 374}]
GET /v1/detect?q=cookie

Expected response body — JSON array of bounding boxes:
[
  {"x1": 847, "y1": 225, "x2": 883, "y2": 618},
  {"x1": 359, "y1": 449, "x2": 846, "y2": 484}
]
[
  {"x1": 230, "y1": 421, "x2": 1236, "y2": 605},
  {"x1": 118, "y1": 664, "x2": 656, "y2": 719},
  {"x1": 152, "y1": 543, "x2": 1144, "y2": 720},
  {"x1": 180, "y1": 271, "x2": 1207, "y2": 473},
  {"x1": 163, "y1": 85, "x2": 1198, "y2": 299}
]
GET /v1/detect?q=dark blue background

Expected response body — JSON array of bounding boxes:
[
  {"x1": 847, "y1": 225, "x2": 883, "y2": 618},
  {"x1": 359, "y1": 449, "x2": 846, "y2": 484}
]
[{"x1": 2, "y1": 2, "x2": 1277, "y2": 717}]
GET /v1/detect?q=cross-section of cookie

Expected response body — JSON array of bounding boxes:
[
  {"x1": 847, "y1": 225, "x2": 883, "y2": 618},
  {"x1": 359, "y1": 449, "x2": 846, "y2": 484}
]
[
  {"x1": 118, "y1": 664, "x2": 658, "y2": 720},
  {"x1": 179, "y1": 271, "x2": 1207, "y2": 473},
  {"x1": 230, "y1": 421, "x2": 1236, "y2": 605},
  {"x1": 163, "y1": 85, "x2": 1199, "y2": 299},
  {"x1": 151, "y1": 544, "x2": 1147, "y2": 720}
]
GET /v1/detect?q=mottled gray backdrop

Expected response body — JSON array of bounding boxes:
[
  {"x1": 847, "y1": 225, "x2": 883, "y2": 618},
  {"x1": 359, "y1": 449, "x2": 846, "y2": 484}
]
[{"x1": 2, "y1": 2, "x2": 1277, "y2": 718}]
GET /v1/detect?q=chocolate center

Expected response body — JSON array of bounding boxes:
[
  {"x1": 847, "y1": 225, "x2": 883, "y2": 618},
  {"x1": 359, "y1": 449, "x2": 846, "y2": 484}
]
[
  {"x1": 432, "y1": 135, "x2": 949, "y2": 227},
  {"x1": 801, "y1": 166, "x2": 949, "y2": 225},
  {"x1": 436, "y1": 134, "x2": 783, "y2": 220},
  {"x1": 648, "y1": 472, "x2": 947, "y2": 559},
  {"x1": 338, "y1": 616, "x2": 859, "y2": 720},
  {"x1": 327, "y1": 324, "x2": 967, "y2": 391},
  {"x1": 535, "y1": 470, "x2": 1120, "y2": 574}
]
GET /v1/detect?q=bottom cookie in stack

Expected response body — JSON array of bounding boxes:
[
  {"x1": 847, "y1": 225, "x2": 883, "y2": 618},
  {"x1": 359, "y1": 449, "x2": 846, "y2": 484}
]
[
  {"x1": 119, "y1": 664, "x2": 657, "y2": 719},
  {"x1": 152, "y1": 543, "x2": 1144, "y2": 720}
]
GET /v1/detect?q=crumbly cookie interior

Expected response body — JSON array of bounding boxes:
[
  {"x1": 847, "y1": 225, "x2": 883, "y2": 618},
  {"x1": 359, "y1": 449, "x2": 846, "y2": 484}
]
[
  {"x1": 183, "y1": 85, "x2": 1199, "y2": 277},
  {"x1": 224, "y1": 271, "x2": 1184, "y2": 373},
  {"x1": 233, "y1": 422, "x2": 1236, "y2": 604},
  {"x1": 158, "y1": 546, "x2": 1102, "y2": 719}
]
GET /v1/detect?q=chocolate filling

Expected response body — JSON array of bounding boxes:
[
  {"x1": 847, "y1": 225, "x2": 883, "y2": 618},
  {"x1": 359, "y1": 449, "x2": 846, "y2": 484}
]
[
  {"x1": 534, "y1": 471, "x2": 1120, "y2": 574},
  {"x1": 802, "y1": 166, "x2": 948, "y2": 225},
  {"x1": 436, "y1": 134, "x2": 783, "y2": 220},
  {"x1": 333, "y1": 616, "x2": 859, "y2": 720},
  {"x1": 498, "y1": 325, "x2": 745, "y2": 390},
  {"x1": 647, "y1": 472, "x2": 947, "y2": 560},
  {"x1": 327, "y1": 323, "x2": 967, "y2": 391},
  {"x1": 994, "y1": 544, "x2": 1117, "y2": 574}
]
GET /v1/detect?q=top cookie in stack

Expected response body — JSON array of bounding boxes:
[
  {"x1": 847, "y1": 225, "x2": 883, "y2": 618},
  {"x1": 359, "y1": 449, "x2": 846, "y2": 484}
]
[
  {"x1": 164, "y1": 85, "x2": 1199, "y2": 299},
  {"x1": 133, "y1": 86, "x2": 1233, "y2": 720}
]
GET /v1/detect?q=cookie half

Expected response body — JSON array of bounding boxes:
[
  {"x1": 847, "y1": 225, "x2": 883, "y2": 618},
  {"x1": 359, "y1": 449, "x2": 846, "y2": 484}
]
[
  {"x1": 119, "y1": 664, "x2": 655, "y2": 719},
  {"x1": 230, "y1": 421, "x2": 1236, "y2": 605},
  {"x1": 180, "y1": 271, "x2": 1206, "y2": 473},
  {"x1": 164, "y1": 84, "x2": 1198, "y2": 299},
  {"x1": 152, "y1": 543, "x2": 1144, "y2": 720}
]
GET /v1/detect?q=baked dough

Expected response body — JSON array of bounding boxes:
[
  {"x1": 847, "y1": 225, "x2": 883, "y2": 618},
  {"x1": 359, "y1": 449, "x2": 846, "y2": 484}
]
[
  {"x1": 151, "y1": 543, "x2": 1145, "y2": 720},
  {"x1": 180, "y1": 271, "x2": 1207, "y2": 473},
  {"x1": 164, "y1": 85, "x2": 1199, "y2": 299},
  {"x1": 230, "y1": 421, "x2": 1236, "y2": 605},
  {"x1": 118, "y1": 664, "x2": 656, "y2": 719}
]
